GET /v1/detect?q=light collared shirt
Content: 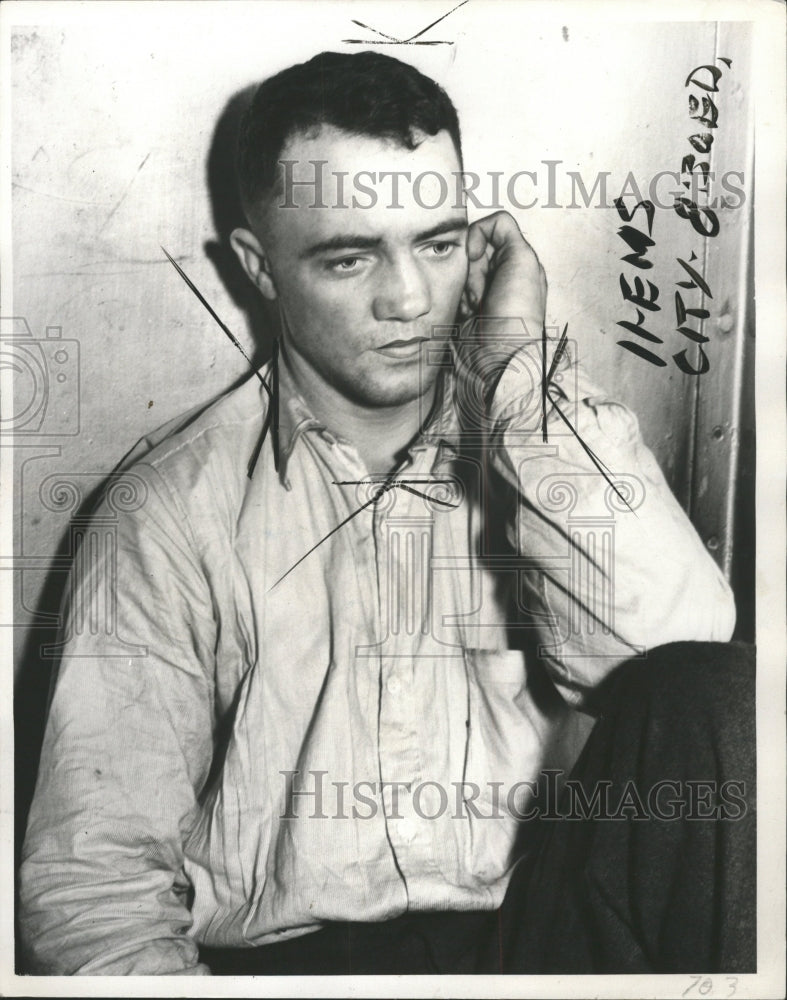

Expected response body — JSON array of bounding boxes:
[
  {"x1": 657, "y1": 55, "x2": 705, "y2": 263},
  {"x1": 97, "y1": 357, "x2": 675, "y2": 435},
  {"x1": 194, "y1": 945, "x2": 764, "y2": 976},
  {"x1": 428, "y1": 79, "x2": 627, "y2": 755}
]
[{"x1": 19, "y1": 340, "x2": 735, "y2": 974}]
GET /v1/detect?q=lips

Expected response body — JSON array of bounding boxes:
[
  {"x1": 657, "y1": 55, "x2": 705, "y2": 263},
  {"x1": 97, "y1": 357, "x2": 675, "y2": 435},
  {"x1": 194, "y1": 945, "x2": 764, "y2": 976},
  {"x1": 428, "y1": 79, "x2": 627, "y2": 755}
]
[{"x1": 375, "y1": 337, "x2": 428, "y2": 359}]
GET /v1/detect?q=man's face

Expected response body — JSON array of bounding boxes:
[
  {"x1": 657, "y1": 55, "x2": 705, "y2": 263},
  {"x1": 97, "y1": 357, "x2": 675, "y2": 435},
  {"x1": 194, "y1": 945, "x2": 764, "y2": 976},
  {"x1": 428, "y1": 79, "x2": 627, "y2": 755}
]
[{"x1": 257, "y1": 126, "x2": 468, "y2": 409}]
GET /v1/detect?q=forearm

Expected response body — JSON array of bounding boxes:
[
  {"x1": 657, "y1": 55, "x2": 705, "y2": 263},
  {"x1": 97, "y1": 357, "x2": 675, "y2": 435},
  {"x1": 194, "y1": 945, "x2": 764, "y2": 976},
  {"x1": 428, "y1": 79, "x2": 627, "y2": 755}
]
[
  {"x1": 456, "y1": 335, "x2": 736, "y2": 698},
  {"x1": 19, "y1": 649, "x2": 215, "y2": 974},
  {"x1": 20, "y1": 847, "x2": 210, "y2": 975}
]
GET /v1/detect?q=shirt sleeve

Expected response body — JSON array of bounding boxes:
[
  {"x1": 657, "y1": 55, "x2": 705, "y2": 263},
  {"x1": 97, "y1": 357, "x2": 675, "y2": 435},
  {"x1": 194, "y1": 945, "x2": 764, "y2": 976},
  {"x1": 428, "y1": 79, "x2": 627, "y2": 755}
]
[
  {"x1": 455, "y1": 335, "x2": 736, "y2": 705},
  {"x1": 18, "y1": 463, "x2": 217, "y2": 975}
]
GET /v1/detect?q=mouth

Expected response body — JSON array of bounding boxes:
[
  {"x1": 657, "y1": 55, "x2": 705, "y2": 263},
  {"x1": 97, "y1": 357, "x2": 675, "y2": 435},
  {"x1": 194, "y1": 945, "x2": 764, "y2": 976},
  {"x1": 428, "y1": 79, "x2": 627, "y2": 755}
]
[{"x1": 375, "y1": 337, "x2": 428, "y2": 360}]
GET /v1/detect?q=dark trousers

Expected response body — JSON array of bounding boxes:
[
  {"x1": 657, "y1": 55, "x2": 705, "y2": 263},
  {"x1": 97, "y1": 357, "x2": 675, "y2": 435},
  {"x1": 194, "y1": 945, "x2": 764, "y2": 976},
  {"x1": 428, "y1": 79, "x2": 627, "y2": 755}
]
[{"x1": 200, "y1": 641, "x2": 756, "y2": 975}]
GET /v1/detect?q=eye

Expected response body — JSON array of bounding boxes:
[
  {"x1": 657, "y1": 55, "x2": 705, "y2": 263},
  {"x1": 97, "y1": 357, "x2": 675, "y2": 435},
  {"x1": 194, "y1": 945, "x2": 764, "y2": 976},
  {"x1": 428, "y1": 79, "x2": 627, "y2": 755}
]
[
  {"x1": 327, "y1": 256, "x2": 361, "y2": 272},
  {"x1": 426, "y1": 241, "x2": 459, "y2": 258}
]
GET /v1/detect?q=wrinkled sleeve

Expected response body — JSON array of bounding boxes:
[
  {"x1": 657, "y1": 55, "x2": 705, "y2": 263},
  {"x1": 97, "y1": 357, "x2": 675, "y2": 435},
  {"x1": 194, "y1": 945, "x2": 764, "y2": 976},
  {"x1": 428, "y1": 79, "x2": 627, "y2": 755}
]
[
  {"x1": 19, "y1": 463, "x2": 216, "y2": 975},
  {"x1": 458, "y1": 337, "x2": 736, "y2": 704}
]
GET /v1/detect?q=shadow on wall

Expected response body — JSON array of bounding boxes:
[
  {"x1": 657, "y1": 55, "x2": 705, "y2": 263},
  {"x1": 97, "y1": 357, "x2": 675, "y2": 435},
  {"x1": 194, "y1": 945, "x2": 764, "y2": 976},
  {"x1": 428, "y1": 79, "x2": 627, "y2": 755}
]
[
  {"x1": 13, "y1": 83, "x2": 280, "y2": 967},
  {"x1": 205, "y1": 83, "x2": 281, "y2": 368}
]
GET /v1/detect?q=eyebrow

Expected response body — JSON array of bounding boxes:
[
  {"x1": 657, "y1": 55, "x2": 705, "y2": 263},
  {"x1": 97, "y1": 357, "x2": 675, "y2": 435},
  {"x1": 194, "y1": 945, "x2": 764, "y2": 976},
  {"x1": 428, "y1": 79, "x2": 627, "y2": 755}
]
[{"x1": 301, "y1": 217, "x2": 468, "y2": 258}]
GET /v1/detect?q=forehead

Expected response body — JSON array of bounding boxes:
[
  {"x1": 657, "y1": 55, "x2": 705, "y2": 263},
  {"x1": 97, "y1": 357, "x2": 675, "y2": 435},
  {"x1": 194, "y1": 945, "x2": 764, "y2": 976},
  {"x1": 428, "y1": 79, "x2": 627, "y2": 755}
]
[{"x1": 262, "y1": 125, "x2": 464, "y2": 247}]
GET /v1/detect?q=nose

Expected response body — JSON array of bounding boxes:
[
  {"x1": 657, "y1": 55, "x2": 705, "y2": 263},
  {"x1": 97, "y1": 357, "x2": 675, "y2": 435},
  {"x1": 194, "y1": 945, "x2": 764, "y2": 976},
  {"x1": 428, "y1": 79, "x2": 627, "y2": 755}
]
[{"x1": 372, "y1": 254, "x2": 431, "y2": 323}]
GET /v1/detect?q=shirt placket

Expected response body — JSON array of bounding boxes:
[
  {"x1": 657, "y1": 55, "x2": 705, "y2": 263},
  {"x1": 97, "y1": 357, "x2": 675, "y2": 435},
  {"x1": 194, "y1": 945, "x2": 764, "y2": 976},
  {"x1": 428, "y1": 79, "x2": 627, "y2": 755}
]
[{"x1": 373, "y1": 456, "x2": 441, "y2": 892}]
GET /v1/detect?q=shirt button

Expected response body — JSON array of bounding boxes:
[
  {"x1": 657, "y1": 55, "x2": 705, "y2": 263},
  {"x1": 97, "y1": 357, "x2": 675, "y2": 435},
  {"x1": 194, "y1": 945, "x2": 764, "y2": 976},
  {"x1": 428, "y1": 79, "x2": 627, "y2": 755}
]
[
  {"x1": 399, "y1": 818, "x2": 416, "y2": 842},
  {"x1": 386, "y1": 676, "x2": 401, "y2": 695}
]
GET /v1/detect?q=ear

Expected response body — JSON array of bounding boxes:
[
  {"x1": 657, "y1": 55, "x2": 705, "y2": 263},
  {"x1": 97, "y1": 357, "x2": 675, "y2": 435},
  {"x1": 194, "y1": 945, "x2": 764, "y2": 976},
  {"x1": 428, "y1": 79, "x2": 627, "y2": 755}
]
[{"x1": 230, "y1": 227, "x2": 278, "y2": 301}]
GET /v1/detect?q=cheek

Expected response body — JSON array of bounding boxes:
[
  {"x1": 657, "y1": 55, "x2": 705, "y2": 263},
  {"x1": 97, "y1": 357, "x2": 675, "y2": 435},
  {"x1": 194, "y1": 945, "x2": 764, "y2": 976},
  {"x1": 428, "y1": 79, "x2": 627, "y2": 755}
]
[
  {"x1": 314, "y1": 287, "x2": 370, "y2": 339},
  {"x1": 433, "y1": 257, "x2": 468, "y2": 307},
  {"x1": 281, "y1": 279, "x2": 369, "y2": 359},
  {"x1": 277, "y1": 270, "x2": 347, "y2": 332}
]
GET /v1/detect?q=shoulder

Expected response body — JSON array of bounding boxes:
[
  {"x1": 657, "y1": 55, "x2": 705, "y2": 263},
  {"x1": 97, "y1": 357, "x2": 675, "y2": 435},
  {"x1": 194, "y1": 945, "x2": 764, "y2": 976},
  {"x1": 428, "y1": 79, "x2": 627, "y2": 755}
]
[
  {"x1": 123, "y1": 370, "x2": 269, "y2": 469},
  {"x1": 110, "y1": 370, "x2": 271, "y2": 532}
]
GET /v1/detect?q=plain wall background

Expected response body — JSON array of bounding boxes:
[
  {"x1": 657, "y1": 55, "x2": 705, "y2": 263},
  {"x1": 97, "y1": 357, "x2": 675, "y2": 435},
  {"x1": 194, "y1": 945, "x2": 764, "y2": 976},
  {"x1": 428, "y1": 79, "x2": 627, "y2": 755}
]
[{"x1": 7, "y1": 1, "x2": 754, "y2": 863}]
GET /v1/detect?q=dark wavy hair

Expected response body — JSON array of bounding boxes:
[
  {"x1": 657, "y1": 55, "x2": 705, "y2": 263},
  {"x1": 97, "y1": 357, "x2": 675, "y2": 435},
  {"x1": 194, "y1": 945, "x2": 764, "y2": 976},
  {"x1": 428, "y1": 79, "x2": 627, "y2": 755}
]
[{"x1": 237, "y1": 50, "x2": 462, "y2": 217}]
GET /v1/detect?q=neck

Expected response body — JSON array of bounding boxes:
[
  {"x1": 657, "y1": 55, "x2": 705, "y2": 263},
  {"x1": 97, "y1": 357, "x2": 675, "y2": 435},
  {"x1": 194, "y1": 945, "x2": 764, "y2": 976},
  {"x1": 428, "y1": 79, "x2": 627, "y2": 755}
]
[{"x1": 281, "y1": 341, "x2": 436, "y2": 475}]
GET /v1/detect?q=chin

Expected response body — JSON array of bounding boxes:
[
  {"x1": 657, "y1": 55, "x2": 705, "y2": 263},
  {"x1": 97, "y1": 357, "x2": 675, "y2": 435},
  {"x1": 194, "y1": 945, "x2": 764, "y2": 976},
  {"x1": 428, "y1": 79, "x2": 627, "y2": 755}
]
[{"x1": 345, "y1": 370, "x2": 440, "y2": 410}]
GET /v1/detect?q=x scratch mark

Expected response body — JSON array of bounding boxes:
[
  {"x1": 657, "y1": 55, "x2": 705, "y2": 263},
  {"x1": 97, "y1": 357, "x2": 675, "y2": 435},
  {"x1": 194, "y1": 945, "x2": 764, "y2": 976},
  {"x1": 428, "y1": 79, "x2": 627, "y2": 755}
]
[
  {"x1": 268, "y1": 478, "x2": 459, "y2": 592},
  {"x1": 344, "y1": 0, "x2": 468, "y2": 45}
]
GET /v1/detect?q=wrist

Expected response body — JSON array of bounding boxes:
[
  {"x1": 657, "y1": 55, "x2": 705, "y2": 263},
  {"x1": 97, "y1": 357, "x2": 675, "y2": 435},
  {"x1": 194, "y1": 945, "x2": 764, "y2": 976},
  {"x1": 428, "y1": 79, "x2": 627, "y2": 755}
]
[{"x1": 455, "y1": 314, "x2": 538, "y2": 397}]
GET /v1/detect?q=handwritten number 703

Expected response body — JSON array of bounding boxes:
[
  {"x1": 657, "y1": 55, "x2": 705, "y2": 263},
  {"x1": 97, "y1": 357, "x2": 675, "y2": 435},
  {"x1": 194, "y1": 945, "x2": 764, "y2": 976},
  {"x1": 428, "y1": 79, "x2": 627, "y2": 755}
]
[{"x1": 683, "y1": 976, "x2": 739, "y2": 997}]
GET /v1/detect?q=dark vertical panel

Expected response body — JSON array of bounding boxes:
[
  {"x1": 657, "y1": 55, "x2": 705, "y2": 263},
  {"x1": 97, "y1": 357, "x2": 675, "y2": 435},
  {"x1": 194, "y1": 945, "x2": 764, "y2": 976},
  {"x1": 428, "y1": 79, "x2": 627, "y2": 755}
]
[{"x1": 730, "y1": 210, "x2": 755, "y2": 642}]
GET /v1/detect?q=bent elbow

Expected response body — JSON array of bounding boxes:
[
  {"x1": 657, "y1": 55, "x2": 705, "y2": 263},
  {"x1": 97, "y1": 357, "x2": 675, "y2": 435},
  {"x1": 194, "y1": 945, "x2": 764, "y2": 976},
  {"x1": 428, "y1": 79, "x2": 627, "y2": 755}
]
[{"x1": 642, "y1": 559, "x2": 737, "y2": 650}]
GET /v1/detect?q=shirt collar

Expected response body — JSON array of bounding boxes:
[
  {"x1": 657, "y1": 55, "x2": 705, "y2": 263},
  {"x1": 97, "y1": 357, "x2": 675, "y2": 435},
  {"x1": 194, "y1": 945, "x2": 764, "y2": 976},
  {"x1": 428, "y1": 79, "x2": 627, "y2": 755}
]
[{"x1": 263, "y1": 341, "x2": 463, "y2": 487}]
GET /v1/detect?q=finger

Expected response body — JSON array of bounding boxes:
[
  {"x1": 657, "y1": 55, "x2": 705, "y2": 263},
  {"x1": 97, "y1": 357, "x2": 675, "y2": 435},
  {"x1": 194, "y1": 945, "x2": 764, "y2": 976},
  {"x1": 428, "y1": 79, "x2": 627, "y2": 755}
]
[
  {"x1": 459, "y1": 294, "x2": 473, "y2": 320},
  {"x1": 465, "y1": 253, "x2": 489, "y2": 309},
  {"x1": 466, "y1": 219, "x2": 491, "y2": 262},
  {"x1": 467, "y1": 210, "x2": 527, "y2": 260}
]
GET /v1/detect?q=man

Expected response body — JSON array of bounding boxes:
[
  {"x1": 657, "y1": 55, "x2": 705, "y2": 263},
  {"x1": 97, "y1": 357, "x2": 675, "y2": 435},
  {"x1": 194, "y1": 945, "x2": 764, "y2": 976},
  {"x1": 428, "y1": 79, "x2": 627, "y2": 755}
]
[{"x1": 19, "y1": 51, "x2": 753, "y2": 975}]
